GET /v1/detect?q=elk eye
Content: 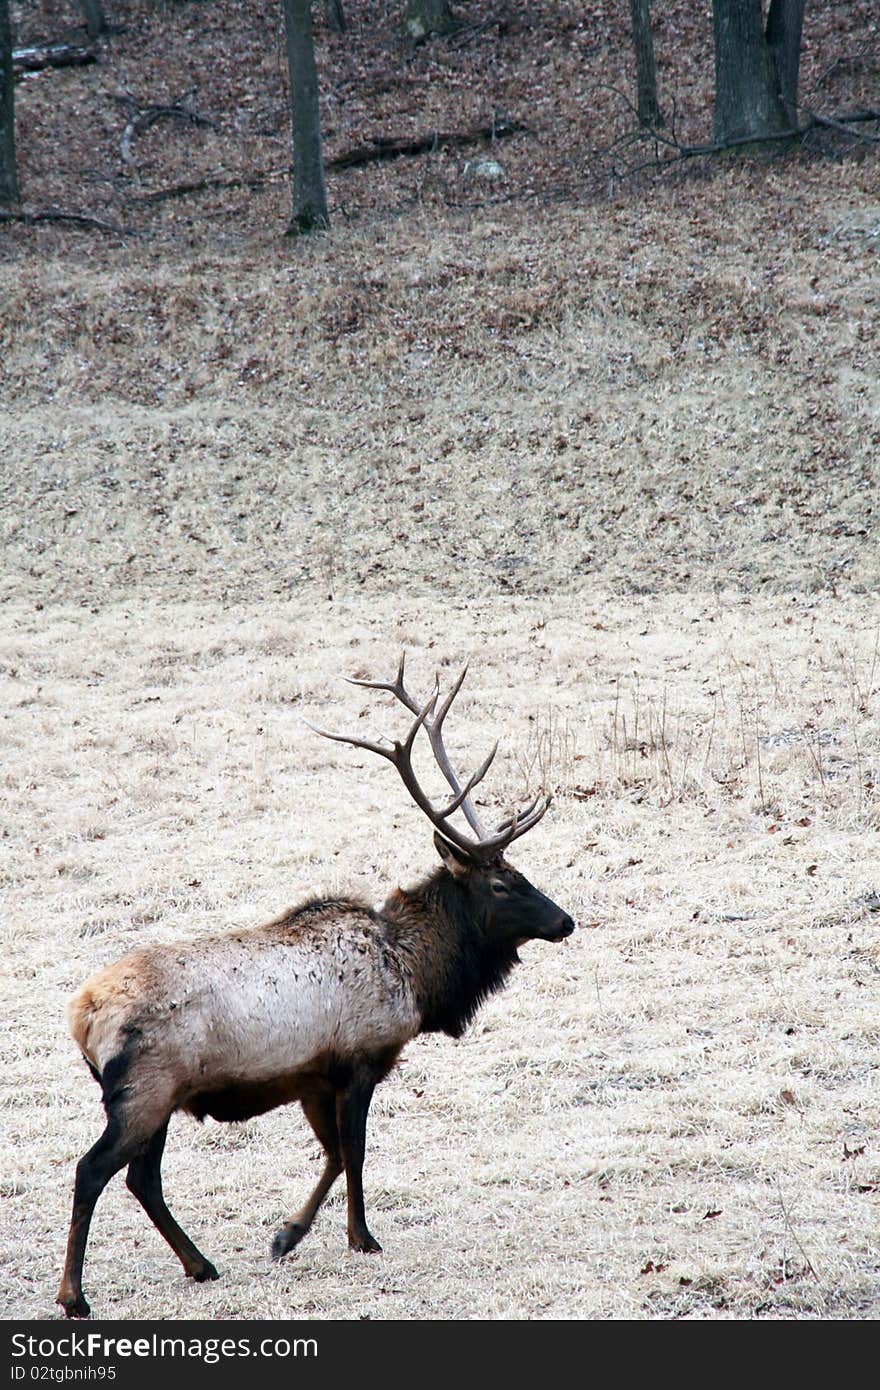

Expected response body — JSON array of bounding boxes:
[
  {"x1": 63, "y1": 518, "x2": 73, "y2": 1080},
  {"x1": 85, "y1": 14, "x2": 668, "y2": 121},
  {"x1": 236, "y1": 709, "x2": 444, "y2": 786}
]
[{"x1": 490, "y1": 879, "x2": 509, "y2": 896}]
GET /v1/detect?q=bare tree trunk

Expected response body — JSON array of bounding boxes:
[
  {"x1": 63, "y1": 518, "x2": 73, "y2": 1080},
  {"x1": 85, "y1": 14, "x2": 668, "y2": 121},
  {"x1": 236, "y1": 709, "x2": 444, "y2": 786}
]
[
  {"x1": 766, "y1": 0, "x2": 805, "y2": 127},
  {"x1": 282, "y1": 0, "x2": 329, "y2": 235},
  {"x1": 74, "y1": 0, "x2": 106, "y2": 41},
  {"x1": 713, "y1": 0, "x2": 791, "y2": 144},
  {"x1": 629, "y1": 0, "x2": 663, "y2": 128},
  {"x1": 0, "y1": 0, "x2": 17, "y2": 204},
  {"x1": 404, "y1": 0, "x2": 457, "y2": 42},
  {"x1": 324, "y1": 0, "x2": 346, "y2": 33}
]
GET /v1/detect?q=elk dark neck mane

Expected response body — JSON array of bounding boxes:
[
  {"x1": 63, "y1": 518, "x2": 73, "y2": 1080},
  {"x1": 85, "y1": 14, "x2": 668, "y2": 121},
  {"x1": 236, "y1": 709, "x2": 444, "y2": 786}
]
[{"x1": 380, "y1": 870, "x2": 520, "y2": 1038}]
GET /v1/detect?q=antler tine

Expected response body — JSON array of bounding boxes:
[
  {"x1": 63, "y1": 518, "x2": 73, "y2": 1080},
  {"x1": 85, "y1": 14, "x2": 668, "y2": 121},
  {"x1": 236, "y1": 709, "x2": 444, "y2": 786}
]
[
  {"x1": 436, "y1": 741, "x2": 498, "y2": 821},
  {"x1": 311, "y1": 685, "x2": 482, "y2": 858},
  {"x1": 421, "y1": 663, "x2": 490, "y2": 839},
  {"x1": 304, "y1": 721, "x2": 396, "y2": 763},
  {"x1": 345, "y1": 655, "x2": 489, "y2": 839},
  {"x1": 311, "y1": 680, "x2": 436, "y2": 757},
  {"x1": 432, "y1": 662, "x2": 469, "y2": 730},
  {"x1": 512, "y1": 795, "x2": 552, "y2": 841},
  {"x1": 495, "y1": 791, "x2": 543, "y2": 834},
  {"x1": 492, "y1": 792, "x2": 552, "y2": 847},
  {"x1": 402, "y1": 678, "x2": 440, "y2": 753},
  {"x1": 344, "y1": 652, "x2": 420, "y2": 715},
  {"x1": 382, "y1": 697, "x2": 493, "y2": 858},
  {"x1": 305, "y1": 679, "x2": 435, "y2": 764}
]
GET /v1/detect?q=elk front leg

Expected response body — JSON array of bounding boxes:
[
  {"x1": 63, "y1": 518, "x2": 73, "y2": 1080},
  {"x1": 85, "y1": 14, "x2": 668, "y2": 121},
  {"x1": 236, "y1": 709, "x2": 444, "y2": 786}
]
[
  {"x1": 271, "y1": 1092, "x2": 342, "y2": 1260},
  {"x1": 336, "y1": 1073, "x2": 382, "y2": 1253}
]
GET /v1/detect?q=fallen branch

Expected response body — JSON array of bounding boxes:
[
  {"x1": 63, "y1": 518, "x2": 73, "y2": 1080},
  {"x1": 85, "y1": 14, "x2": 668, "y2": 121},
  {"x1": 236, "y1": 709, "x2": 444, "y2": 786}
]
[
  {"x1": 132, "y1": 117, "x2": 527, "y2": 205},
  {"x1": 649, "y1": 125, "x2": 803, "y2": 158},
  {"x1": 0, "y1": 208, "x2": 135, "y2": 235},
  {"x1": 326, "y1": 116, "x2": 526, "y2": 170},
  {"x1": 805, "y1": 107, "x2": 880, "y2": 141},
  {"x1": 444, "y1": 17, "x2": 500, "y2": 50},
  {"x1": 13, "y1": 43, "x2": 96, "y2": 75},
  {"x1": 132, "y1": 170, "x2": 288, "y2": 205},
  {"x1": 113, "y1": 92, "x2": 219, "y2": 169},
  {"x1": 593, "y1": 83, "x2": 880, "y2": 185},
  {"x1": 832, "y1": 108, "x2": 880, "y2": 124}
]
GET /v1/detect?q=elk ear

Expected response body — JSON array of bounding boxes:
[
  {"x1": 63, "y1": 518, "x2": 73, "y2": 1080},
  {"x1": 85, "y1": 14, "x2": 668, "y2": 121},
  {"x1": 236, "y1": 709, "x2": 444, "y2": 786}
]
[{"x1": 433, "y1": 831, "x2": 475, "y2": 878}]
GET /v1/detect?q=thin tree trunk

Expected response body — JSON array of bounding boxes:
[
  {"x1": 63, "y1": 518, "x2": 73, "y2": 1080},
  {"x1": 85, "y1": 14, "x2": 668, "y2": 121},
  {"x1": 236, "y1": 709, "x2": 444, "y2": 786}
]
[
  {"x1": 629, "y1": 0, "x2": 663, "y2": 128},
  {"x1": 281, "y1": 0, "x2": 329, "y2": 235},
  {"x1": 324, "y1": 0, "x2": 346, "y2": 34},
  {"x1": 75, "y1": 0, "x2": 106, "y2": 41},
  {"x1": 404, "y1": 0, "x2": 457, "y2": 42},
  {"x1": 766, "y1": 0, "x2": 805, "y2": 128},
  {"x1": 713, "y1": 0, "x2": 791, "y2": 144},
  {"x1": 0, "y1": 0, "x2": 17, "y2": 204}
]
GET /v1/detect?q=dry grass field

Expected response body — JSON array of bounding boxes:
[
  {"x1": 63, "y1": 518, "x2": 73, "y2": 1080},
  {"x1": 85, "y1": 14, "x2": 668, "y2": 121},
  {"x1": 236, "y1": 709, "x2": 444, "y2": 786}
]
[{"x1": 2, "y1": 0, "x2": 880, "y2": 1322}]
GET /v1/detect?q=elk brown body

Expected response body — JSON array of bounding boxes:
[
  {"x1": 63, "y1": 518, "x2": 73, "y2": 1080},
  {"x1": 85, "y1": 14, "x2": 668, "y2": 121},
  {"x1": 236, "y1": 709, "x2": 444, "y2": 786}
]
[{"x1": 57, "y1": 659, "x2": 574, "y2": 1318}]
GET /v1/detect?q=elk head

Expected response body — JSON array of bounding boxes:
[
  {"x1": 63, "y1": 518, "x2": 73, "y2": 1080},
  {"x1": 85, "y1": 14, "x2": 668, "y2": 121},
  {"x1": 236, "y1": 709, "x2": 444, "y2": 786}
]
[{"x1": 311, "y1": 654, "x2": 575, "y2": 950}]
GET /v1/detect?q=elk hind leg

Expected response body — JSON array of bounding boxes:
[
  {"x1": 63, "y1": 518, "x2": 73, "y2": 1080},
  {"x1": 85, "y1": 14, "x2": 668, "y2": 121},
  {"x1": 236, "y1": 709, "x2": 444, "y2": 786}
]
[
  {"x1": 271, "y1": 1090, "x2": 342, "y2": 1260},
  {"x1": 57, "y1": 1113, "x2": 136, "y2": 1319},
  {"x1": 126, "y1": 1120, "x2": 218, "y2": 1283}
]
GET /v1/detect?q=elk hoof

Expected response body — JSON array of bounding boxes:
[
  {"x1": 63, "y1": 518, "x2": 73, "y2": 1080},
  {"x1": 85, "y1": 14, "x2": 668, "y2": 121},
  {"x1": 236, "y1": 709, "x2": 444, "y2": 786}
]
[
  {"x1": 271, "y1": 1222, "x2": 306, "y2": 1261},
  {"x1": 188, "y1": 1261, "x2": 219, "y2": 1283},
  {"x1": 58, "y1": 1293, "x2": 91, "y2": 1319},
  {"x1": 349, "y1": 1230, "x2": 382, "y2": 1254}
]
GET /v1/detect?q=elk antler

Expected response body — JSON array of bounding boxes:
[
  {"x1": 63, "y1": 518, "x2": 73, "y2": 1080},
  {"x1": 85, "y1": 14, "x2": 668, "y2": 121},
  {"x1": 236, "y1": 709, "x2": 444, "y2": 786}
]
[{"x1": 309, "y1": 654, "x2": 551, "y2": 858}]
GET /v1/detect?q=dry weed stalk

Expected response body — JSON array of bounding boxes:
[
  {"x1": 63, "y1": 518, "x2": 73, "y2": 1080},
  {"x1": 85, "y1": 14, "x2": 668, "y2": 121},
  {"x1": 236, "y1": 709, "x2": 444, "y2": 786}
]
[
  {"x1": 513, "y1": 707, "x2": 577, "y2": 799},
  {"x1": 604, "y1": 678, "x2": 702, "y2": 805},
  {"x1": 775, "y1": 1179, "x2": 822, "y2": 1289},
  {"x1": 578, "y1": 638, "x2": 880, "y2": 825}
]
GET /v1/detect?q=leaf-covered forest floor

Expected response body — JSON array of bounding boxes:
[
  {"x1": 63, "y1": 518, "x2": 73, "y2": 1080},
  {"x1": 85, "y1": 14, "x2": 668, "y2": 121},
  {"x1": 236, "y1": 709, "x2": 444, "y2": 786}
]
[
  {"x1": 1, "y1": 0, "x2": 879, "y2": 1322},
  {"x1": 7, "y1": 0, "x2": 880, "y2": 231}
]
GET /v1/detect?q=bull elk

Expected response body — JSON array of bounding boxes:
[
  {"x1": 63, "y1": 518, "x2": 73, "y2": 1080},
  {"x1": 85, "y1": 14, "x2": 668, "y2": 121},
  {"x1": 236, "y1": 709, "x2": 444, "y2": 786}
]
[{"x1": 57, "y1": 657, "x2": 574, "y2": 1318}]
